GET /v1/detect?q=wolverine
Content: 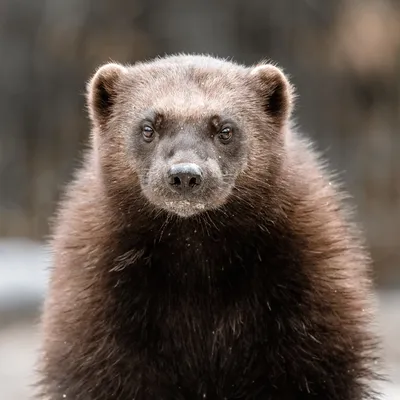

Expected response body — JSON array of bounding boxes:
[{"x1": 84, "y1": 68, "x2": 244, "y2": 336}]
[{"x1": 37, "y1": 54, "x2": 381, "y2": 399}]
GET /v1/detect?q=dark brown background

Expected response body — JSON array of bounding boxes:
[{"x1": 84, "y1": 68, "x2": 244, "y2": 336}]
[{"x1": 0, "y1": 0, "x2": 399, "y2": 286}]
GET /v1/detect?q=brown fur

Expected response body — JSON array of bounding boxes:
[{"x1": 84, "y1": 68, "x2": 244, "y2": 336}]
[{"x1": 36, "y1": 54, "x2": 381, "y2": 399}]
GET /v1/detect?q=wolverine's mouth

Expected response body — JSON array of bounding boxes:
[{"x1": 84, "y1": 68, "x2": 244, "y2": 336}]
[
  {"x1": 165, "y1": 200, "x2": 205, "y2": 209},
  {"x1": 164, "y1": 200, "x2": 206, "y2": 217}
]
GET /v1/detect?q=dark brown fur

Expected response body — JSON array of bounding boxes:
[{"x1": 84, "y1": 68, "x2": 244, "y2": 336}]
[{"x1": 37, "y1": 54, "x2": 381, "y2": 399}]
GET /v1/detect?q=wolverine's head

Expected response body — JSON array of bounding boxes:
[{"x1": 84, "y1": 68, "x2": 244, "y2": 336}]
[{"x1": 87, "y1": 55, "x2": 293, "y2": 217}]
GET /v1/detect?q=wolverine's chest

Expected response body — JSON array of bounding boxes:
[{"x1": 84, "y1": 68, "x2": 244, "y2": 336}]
[
  {"x1": 107, "y1": 231, "x2": 304, "y2": 397},
  {"x1": 112, "y1": 228, "x2": 300, "y2": 340},
  {"x1": 112, "y1": 236, "x2": 291, "y2": 346},
  {"x1": 131, "y1": 277, "x2": 281, "y2": 398}
]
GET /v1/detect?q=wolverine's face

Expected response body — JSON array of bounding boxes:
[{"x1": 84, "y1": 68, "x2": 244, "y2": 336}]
[
  {"x1": 131, "y1": 111, "x2": 248, "y2": 217},
  {"x1": 88, "y1": 55, "x2": 292, "y2": 217}
]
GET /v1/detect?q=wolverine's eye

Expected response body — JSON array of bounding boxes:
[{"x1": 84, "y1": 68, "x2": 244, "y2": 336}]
[
  {"x1": 142, "y1": 125, "x2": 155, "y2": 142},
  {"x1": 218, "y1": 126, "x2": 233, "y2": 143}
]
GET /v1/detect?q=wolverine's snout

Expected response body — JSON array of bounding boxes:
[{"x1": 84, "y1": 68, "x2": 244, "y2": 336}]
[{"x1": 167, "y1": 163, "x2": 203, "y2": 194}]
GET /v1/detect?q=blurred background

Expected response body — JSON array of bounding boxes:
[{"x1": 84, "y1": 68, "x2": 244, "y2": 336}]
[{"x1": 0, "y1": 0, "x2": 399, "y2": 398}]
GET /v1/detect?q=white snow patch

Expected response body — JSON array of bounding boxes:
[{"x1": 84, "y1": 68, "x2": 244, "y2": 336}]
[{"x1": 0, "y1": 239, "x2": 50, "y2": 313}]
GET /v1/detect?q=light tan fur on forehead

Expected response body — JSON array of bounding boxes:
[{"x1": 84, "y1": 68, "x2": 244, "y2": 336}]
[
  {"x1": 128, "y1": 55, "x2": 249, "y2": 95},
  {"x1": 121, "y1": 62, "x2": 254, "y2": 123},
  {"x1": 147, "y1": 94, "x2": 238, "y2": 122}
]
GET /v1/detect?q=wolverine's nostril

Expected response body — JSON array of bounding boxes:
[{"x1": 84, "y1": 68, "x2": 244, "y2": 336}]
[
  {"x1": 189, "y1": 177, "x2": 198, "y2": 187},
  {"x1": 167, "y1": 163, "x2": 203, "y2": 193}
]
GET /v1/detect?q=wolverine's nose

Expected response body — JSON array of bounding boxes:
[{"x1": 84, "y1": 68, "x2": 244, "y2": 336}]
[{"x1": 167, "y1": 163, "x2": 203, "y2": 193}]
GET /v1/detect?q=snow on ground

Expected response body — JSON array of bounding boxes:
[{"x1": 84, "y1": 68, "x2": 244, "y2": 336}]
[
  {"x1": 0, "y1": 239, "x2": 399, "y2": 399},
  {"x1": 0, "y1": 239, "x2": 50, "y2": 315}
]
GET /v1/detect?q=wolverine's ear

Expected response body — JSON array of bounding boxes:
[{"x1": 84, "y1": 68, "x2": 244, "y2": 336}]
[
  {"x1": 250, "y1": 64, "x2": 294, "y2": 125},
  {"x1": 87, "y1": 63, "x2": 127, "y2": 125}
]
